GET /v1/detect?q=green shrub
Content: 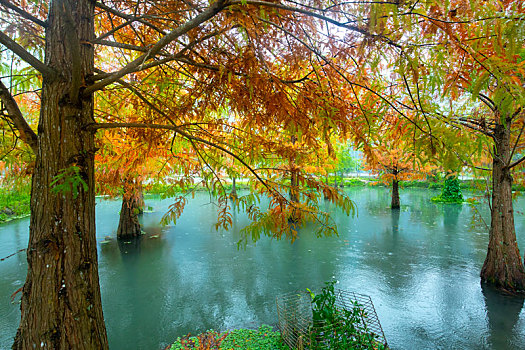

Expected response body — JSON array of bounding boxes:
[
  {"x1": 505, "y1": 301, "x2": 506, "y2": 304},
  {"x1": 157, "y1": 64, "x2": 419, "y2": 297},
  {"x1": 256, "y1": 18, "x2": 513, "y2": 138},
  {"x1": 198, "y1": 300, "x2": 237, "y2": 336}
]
[{"x1": 431, "y1": 176, "x2": 463, "y2": 203}]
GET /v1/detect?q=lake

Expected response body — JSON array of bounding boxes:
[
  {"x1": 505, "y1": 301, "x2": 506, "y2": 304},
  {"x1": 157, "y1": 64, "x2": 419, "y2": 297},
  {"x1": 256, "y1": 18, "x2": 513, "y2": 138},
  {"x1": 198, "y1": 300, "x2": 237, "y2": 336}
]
[{"x1": 1, "y1": 187, "x2": 524, "y2": 349}]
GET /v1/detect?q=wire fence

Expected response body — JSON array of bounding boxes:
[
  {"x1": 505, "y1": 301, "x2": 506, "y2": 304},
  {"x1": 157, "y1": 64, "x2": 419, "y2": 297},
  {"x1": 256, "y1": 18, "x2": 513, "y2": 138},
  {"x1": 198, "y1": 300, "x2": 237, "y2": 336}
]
[{"x1": 276, "y1": 289, "x2": 388, "y2": 349}]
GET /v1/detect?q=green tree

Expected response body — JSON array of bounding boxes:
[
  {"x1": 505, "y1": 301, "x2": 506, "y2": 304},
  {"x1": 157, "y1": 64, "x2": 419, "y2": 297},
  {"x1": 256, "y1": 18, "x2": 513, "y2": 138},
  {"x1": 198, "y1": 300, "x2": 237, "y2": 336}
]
[{"x1": 386, "y1": 0, "x2": 525, "y2": 291}]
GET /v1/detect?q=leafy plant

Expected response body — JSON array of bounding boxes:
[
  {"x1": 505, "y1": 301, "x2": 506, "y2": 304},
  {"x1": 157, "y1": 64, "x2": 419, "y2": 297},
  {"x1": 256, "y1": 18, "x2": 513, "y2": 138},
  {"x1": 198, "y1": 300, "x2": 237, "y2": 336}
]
[
  {"x1": 50, "y1": 166, "x2": 88, "y2": 199},
  {"x1": 308, "y1": 281, "x2": 386, "y2": 350},
  {"x1": 170, "y1": 325, "x2": 286, "y2": 350}
]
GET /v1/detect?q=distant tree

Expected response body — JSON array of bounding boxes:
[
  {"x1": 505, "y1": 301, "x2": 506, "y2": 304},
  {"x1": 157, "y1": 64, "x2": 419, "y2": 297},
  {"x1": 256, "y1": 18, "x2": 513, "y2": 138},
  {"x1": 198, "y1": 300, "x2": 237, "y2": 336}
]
[
  {"x1": 362, "y1": 115, "x2": 432, "y2": 209},
  {"x1": 335, "y1": 143, "x2": 362, "y2": 179}
]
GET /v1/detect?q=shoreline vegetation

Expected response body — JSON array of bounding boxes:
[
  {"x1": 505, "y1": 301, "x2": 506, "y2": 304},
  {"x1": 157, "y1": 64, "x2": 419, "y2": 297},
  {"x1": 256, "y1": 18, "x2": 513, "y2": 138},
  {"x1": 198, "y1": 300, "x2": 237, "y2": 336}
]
[
  {"x1": 1, "y1": 177, "x2": 522, "y2": 224},
  {"x1": 169, "y1": 325, "x2": 287, "y2": 350},
  {"x1": 0, "y1": 183, "x2": 31, "y2": 223}
]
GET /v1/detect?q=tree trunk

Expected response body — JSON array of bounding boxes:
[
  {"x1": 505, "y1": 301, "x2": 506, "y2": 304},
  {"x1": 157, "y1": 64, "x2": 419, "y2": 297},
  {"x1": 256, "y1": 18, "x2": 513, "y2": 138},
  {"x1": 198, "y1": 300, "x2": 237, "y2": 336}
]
[
  {"x1": 289, "y1": 135, "x2": 299, "y2": 203},
  {"x1": 290, "y1": 170, "x2": 299, "y2": 203},
  {"x1": 230, "y1": 177, "x2": 237, "y2": 199},
  {"x1": 13, "y1": 1, "x2": 108, "y2": 349},
  {"x1": 117, "y1": 182, "x2": 144, "y2": 240},
  {"x1": 391, "y1": 178, "x2": 400, "y2": 209},
  {"x1": 324, "y1": 172, "x2": 329, "y2": 200},
  {"x1": 481, "y1": 122, "x2": 525, "y2": 292}
]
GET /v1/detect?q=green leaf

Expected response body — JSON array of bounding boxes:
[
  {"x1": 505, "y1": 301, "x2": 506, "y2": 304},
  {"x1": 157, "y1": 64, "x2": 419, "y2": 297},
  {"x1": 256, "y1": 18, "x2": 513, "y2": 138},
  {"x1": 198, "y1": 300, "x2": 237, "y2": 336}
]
[{"x1": 50, "y1": 166, "x2": 88, "y2": 199}]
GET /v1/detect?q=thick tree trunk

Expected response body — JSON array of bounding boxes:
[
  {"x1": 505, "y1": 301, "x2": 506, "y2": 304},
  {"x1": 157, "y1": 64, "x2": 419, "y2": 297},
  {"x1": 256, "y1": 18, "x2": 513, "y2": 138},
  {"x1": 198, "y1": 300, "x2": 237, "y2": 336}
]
[
  {"x1": 481, "y1": 123, "x2": 525, "y2": 292},
  {"x1": 13, "y1": 1, "x2": 108, "y2": 349},
  {"x1": 391, "y1": 178, "x2": 400, "y2": 209},
  {"x1": 117, "y1": 182, "x2": 144, "y2": 240}
]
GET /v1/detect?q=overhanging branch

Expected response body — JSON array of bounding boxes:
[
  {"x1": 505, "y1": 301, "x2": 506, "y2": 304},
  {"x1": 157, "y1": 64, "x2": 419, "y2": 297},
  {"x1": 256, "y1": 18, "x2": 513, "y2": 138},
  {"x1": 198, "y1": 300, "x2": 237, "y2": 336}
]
[
  {"x1": 90, "y1": 121, "x2": 275, "y2": 196},
  {"x1": 0, "y1": 32, "x2": 55, "y2": 79},
  {"x1": 0, "y1": 80, "x2": 38, "y2": 153},
  {"x1": 94, "y1": 1, "x2": 167, "y2": 35},
  {"x1": 508, "y1": 155, "x2": 525, "y2": 169},
  {"x1": 84, "y1": 0, "x2": 228, "y2": 95},
  {"x1": 234, "y1": 0, "x2": 401, "y2": 48},
  {"x1": 0, "y1": 0, "x2": 46, "y2": 27}
]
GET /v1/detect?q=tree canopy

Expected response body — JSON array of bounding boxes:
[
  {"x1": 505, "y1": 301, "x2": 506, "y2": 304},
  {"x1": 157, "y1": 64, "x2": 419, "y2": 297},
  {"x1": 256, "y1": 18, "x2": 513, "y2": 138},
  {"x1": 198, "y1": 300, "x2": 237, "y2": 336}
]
[{"x1": 1, "y1": 0, "x2": 525, "y2": 348}]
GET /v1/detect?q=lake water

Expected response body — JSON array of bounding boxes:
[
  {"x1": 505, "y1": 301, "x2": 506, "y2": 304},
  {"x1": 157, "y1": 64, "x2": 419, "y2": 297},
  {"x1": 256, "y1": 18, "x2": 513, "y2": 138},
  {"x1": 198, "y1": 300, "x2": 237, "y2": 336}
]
[{"x1": 1, "y1": 187, "x2": 525, "y2": 349}]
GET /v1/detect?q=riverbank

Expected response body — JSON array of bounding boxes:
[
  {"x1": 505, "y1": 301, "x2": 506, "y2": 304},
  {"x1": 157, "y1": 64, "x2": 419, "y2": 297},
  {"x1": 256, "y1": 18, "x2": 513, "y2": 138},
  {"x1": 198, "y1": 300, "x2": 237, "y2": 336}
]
[
  {"x1": 0, "y1": 177, "x2": 519, "y2": 223},
  {"x1": 0, "y1": 184, "x2": 31, "y2": 223}
]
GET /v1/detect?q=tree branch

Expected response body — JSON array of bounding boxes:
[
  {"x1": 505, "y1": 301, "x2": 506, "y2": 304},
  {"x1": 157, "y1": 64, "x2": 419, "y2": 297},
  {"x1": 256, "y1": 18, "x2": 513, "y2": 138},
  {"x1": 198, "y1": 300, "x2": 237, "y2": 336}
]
[
  {"x1": 0, "y1": 80, "x2": 38, "y2": 153},
  {"x1": 234, "y1": 0, "x2": 401, "y2": 48},
  {"x1": 90, "y1": 27, "x2": 233, "y2": 82},
  {"x1": 0, "y1": 31, "x2": 56, "y2": 79},
  {"x1": 453, "y1": 118, "x2": 494, "y2": 138},
  {"x1": 508, "y1": 111, "x2": 524, "y2": 167},
  {"x1": 84, "y1": 0, "x2": 228, "y2": 95},
  {"x1": 508, "y1": 155, "x2": 525, "y2": 170},
  {"x1": 90, "y1": 121, "x2": 275, "y2": 195},
  {"x1": 477, "y1": 91, "x2": 496, "y2": 111},
  {"x1": 94, "y1": 1, "x2": 167, "y2": 35},
  {"x1": 0, "y1": 0, "x2": 46, "y2": 27},
  {"x1": 94, "y1": 39, "x2": 150, "y2": 52}
]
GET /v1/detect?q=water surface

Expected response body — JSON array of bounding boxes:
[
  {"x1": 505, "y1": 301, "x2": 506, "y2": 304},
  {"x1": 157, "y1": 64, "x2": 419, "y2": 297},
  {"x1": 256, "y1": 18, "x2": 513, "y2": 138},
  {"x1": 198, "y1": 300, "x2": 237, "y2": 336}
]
[{"x1": 1, "y1": 188, "x2": 525, "y2": 349}]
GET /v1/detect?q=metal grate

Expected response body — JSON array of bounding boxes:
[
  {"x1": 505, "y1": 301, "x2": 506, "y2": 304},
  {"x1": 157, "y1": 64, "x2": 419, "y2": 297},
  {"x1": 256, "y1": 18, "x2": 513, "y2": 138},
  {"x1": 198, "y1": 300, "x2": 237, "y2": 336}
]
[{"x1": 276, "y1": 289, "x2": 388, "y2": 349}]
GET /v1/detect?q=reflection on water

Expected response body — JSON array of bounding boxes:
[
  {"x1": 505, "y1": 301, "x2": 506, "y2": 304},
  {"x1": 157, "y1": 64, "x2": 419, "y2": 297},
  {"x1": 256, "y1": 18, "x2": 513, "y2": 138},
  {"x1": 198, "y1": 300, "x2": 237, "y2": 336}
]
[
  {"x1": 443, "y1": 203, "x2": 462, "y2": 229},
  {"x1": 482, "y1": 283, "x2": 525, "y2": 349},
  {"x1": 0, "y1": 188, "x2": 525, "y2": 349},
  {"x1": 391, "y1": 209, "x2": 400, "y2": 236}
]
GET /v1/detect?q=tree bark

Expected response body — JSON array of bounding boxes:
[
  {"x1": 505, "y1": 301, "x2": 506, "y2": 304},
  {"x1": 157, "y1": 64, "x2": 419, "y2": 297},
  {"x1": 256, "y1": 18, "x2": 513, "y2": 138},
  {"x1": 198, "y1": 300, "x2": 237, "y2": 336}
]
[
  {"x1": 391, "y1": 178, "x2": 400, "y2": 209},
  {"x1": 290, "y1": 169, "x2": 299, "y2": 203},
  {"x1": 117, "y1": 181, "x2": 144, "y2": 240},
  {"x1": 481, "y1": 122, "x2": 525, "y2": 292},
  {"x1": 13, "y1": 1, "x2": 109, "y2": 349},
  {"x1": 390, "y1": 166, "x2": 400, "y2": 209}
]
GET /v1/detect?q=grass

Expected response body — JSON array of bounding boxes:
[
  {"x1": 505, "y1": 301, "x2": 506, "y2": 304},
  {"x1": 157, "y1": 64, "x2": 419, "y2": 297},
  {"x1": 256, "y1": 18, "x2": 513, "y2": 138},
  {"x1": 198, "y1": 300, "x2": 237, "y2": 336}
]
[
  {"x1": 170, "y1": 325, "x2": 287, "y2": 350},
  {"x1": 0, "y1": 183, "x2": 31, "y2": 223}
]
